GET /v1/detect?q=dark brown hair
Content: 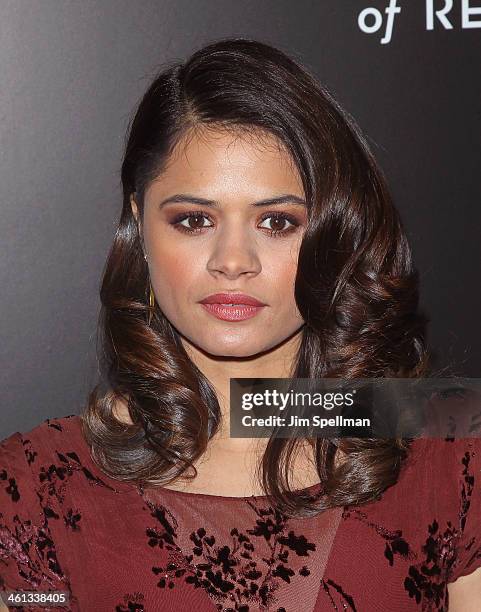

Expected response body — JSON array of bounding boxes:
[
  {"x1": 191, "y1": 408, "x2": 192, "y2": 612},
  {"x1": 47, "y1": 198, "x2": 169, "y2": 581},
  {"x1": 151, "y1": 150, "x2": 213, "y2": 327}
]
[{"x1": 81, "y1": 37, "x2": 432, "y2": 517}]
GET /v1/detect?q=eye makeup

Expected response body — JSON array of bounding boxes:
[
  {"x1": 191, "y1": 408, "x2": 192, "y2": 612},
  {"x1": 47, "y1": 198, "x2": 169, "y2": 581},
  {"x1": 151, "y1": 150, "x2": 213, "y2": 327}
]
[{"x1": 169, "y1": 209, "x2": 302, "y2": 238}]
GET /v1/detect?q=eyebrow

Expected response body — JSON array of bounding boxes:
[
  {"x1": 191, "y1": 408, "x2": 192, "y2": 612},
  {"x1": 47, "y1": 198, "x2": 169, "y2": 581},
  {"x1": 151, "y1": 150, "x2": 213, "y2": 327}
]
[{"x1": 158, "y1": 193, "x2": 307, "y2": 209}]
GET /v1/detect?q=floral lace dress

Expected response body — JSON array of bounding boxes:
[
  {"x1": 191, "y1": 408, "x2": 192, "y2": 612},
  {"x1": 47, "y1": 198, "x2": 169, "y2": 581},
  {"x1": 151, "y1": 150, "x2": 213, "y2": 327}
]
[{"x1": 1, "y1": 414, "x2": 481, "y2": 611}]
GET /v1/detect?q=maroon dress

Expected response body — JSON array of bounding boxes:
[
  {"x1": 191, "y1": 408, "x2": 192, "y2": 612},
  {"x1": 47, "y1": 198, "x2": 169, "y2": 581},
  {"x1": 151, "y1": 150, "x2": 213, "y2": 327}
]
[{"x1": 1, "y1": 414, "x2": 481, "y2": 611}]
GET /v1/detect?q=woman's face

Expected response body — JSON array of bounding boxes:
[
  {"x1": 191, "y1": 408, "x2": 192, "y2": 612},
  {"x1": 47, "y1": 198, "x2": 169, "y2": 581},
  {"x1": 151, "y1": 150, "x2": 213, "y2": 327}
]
[{"x1": 132, "y1": 126, "x2": 308, "y2": 358}]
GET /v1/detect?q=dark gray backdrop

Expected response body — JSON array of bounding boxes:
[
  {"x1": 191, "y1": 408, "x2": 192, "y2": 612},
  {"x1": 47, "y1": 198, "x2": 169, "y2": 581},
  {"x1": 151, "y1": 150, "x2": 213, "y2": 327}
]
[{"x1": 1, "y1": 1, "x2": 480, "y2": 439}]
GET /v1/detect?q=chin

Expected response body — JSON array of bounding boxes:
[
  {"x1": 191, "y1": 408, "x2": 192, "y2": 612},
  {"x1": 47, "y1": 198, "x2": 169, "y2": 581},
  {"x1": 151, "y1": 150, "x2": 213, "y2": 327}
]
[
  {"x1": 181, "y1": 332, "x2": 276, "y2": 359},
  {"x1": 204, "y1": 341, "x2": 266, "y2": 358},
  {"x1": 207, "y1": 335, "x2": 294, "y2": 358}
]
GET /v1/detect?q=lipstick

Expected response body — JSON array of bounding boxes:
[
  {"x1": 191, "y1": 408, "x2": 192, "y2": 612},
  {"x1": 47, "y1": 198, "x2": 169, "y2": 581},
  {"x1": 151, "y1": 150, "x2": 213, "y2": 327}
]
[{"x1": 199, "y1": 293, "x2": 266, "y2": 321}]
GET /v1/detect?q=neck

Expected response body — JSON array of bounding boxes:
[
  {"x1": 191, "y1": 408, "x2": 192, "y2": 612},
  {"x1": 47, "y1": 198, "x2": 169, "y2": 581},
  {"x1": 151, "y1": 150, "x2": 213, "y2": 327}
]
[{"x1": 180, "y1": 327, "x2": 304, "y2": 452}]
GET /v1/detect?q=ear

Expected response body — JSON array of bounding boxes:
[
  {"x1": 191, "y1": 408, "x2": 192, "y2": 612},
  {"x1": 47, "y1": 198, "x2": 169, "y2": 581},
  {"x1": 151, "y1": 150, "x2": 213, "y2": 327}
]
[
  {"x1": 130, "y1": 193, "x2": 139, "y2": 223},
  {"x1": 130, "y1": 193, "x2": 147, "y2": 258}
]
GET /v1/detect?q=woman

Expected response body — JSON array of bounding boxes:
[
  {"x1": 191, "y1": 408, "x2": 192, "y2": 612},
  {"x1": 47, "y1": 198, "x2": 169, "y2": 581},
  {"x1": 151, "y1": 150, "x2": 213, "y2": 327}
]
[{"x1": 1, "y1": 38, "x2": 480, "y2": 611}]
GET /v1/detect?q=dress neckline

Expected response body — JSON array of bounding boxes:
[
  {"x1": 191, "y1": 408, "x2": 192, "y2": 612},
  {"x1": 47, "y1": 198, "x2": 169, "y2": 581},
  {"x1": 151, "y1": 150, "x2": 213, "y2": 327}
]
[{"x1": 147, "y1": 480, "x2": 324, "y2": 502}]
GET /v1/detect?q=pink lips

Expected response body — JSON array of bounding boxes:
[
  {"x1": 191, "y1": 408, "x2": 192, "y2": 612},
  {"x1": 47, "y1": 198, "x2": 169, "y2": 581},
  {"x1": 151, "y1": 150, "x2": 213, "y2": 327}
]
[{"x1": 199, "y1": 293, "x2": 267, "y2": 321}]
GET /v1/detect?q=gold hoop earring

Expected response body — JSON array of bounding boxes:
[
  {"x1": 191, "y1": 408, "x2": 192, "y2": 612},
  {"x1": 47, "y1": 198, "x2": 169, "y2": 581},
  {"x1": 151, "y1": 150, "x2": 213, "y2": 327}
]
[{"x1": 148, "y1": 280, "x2": 155, "y2": 326}]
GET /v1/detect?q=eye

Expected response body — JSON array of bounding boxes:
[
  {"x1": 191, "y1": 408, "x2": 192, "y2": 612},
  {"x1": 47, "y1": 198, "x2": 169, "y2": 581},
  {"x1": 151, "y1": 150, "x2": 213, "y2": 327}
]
[
  {"x1": 171, "y1": 211, "x2": 214, "y2": 234},
  {"x1": 258, "y1": 212, "x2": 299, "y2": 237}
]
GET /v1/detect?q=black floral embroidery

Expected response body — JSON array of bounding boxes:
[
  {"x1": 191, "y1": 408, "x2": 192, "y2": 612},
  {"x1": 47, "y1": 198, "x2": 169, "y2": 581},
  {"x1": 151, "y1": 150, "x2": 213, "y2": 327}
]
[
  {"x1": 64, "y1": 508, "x2": 82, "y2": 531},
  {"x1": 46, "y1": 420, "x2": 63, "y2": 432},
  {"x1": 36, "y1": 446, "x2": 119, "y2": 532},
  {"x1": 0, "y1": 468, "x2": 20, "y2": 502},
  {"x1": 403, "y1": 519, "x2": 453, "y2": 609},
  {"x1": 320, "y1": 577, "x2": 357, "y2": 611},
  {"x1": 342, "y1": 507, "x2": 416, "y2": 567},
  {"x1": 22, "y1": 437, "x2": 38, "y2": 466},
  {"x1": 0, "y1": 497, "x2": 68, "y2": 600},
  {"x1": 326, "y1": 507, "x2": 415, "y2": 611},
  {"x1": 401, "y1": 447, "x2": 476, "y2": 611},
  {"x1": 115, "y1": 591, "x2": 146, "y2": 611},
  {"x1": 143, "y1": 493, "x2": 317, "y2": 611}
]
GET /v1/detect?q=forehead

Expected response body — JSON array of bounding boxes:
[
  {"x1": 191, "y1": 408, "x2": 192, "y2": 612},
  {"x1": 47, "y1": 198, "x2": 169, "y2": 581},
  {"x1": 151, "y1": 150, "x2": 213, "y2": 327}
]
[{"x1": 146, "y1": 125, "x2": 304, "y2": 200}]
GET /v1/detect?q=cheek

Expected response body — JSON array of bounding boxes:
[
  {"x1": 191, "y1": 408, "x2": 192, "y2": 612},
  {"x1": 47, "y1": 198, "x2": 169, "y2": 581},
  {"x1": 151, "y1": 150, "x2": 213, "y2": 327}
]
[
  {"x1": 149, "y1": 243, "x2": 201, "y2": 300},
  {"x1": 268, "y1": 252, "x2": 299, "y2": 304}
]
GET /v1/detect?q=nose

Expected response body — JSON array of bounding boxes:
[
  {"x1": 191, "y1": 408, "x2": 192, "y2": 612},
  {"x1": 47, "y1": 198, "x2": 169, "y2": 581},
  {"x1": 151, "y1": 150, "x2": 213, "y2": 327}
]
[{"x1": 206, "y1": 224, "x2": 262, "y2": 280}]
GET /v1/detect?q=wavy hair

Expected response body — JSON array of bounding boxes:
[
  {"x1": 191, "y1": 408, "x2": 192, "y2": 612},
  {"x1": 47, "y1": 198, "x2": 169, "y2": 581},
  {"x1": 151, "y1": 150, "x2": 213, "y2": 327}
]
[{"x1": 81, "y1": 38, "x2": 433, "y2": 517}]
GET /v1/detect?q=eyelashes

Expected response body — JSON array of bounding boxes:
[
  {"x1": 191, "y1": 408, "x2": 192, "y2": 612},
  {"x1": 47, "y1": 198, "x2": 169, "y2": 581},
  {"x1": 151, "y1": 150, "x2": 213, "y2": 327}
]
[{"x1": 169, "y1": 210, "x2": 301, "y2": 238}]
